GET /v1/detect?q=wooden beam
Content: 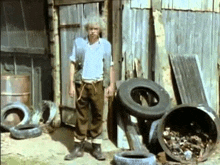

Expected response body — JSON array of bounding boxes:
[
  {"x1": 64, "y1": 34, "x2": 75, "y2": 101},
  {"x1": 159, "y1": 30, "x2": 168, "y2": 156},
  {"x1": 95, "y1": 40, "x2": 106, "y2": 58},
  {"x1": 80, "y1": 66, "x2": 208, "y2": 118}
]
[
  {"x1": 0, "y1": 46, "x2": 46, "y2": 54},
  {"x1": 59, "y1": 23, "x2": 81, "y2": 29},
  {"x1": 54, "y1": 0, "x2": 104, "y2": 6},
  {"x1": 151, "y1": 0, "x2": 176, "y2": 107},
  {"x1": 214, "y1": 0, "x2": 220, "y2": 12},
  {"x1": 112, "y1": 0, "x2": 122, "y2": 81}
]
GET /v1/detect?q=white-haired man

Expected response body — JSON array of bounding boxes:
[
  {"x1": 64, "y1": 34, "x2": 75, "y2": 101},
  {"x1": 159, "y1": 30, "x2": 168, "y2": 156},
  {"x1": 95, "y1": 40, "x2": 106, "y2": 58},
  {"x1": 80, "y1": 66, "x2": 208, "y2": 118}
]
[{"x1": 64, "y1": 15, "x2": 114, "y2": 161}]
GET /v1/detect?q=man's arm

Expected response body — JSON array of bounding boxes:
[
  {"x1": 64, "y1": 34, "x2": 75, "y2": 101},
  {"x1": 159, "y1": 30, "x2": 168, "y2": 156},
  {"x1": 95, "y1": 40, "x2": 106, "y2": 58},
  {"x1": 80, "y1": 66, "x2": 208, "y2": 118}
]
[
  {"x1": 106, "y1": 65, "x2": 115, "y2": 97},
  {"x1": 69, "y1": 62, "x2": 76, "y2": 97},
  {"x1": 109, "y1": 65, "x2": 115, "y2": 89}
]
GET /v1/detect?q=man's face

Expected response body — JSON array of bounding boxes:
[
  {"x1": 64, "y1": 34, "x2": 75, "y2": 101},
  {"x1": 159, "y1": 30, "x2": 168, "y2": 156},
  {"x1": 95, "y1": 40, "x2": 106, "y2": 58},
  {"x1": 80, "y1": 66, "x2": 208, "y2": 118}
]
[{"x1": 88, "y1": 24, "x2": 101, "y2": 39}]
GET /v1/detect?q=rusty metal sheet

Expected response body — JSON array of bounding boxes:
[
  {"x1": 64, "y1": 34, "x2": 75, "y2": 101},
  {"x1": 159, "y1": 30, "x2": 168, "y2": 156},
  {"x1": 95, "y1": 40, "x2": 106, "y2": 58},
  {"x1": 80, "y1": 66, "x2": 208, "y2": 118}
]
[{"x1": 169, "y1": 54, "x2": 208, "y2": 105}]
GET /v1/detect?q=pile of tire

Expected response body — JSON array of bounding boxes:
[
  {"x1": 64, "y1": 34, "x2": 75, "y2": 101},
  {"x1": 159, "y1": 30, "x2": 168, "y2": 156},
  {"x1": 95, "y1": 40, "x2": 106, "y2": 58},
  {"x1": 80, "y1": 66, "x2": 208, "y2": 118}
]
[
  {"x1": 0, "y1": 100, "x2": 58, "y2": 140},
  {"x1": 113, "y1": 78, "x2": 171, "y2": 165}
]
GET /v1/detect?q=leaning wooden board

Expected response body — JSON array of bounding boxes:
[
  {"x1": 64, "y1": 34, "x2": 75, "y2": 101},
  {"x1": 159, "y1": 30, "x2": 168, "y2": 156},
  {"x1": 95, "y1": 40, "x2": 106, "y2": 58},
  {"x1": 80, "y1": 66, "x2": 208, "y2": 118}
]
[{"x1": 169, "y1": 54, "x2": 208, "y2": 105}]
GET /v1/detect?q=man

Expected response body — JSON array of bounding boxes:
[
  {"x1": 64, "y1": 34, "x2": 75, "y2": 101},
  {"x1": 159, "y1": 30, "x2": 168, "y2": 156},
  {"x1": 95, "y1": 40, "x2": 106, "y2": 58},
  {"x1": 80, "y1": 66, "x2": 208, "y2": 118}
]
[{"x1": 64, "y1": 15, "x2": 114, "y2": 161}]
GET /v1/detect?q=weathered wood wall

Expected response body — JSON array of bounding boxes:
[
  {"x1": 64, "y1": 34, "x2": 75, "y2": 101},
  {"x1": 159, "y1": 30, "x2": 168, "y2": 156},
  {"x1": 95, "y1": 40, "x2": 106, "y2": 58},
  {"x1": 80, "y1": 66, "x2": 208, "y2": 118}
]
[
  {"x1": 0, "y1": 0, "x2": 52, "y2": 111},
  {"x1": 58, "y1": 2, "x2": 106, "y2": 125},
  {"x1": 121, "y1": 0, "x2": 220, "y2": 113}
]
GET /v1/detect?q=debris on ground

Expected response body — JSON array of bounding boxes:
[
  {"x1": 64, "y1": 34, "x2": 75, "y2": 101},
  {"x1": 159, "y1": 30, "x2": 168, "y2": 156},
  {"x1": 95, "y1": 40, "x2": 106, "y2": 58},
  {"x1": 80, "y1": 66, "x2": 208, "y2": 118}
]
[{"x1": 162, "y1": 124, "x2": 213, "y2": 162}]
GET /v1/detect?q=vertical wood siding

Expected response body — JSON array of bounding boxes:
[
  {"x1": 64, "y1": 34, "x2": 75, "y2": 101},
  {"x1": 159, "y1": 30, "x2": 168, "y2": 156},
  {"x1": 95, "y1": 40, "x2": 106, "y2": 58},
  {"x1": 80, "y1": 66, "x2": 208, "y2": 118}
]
[
  {"x1": 161, "y1": 11, "x2": 220, "y2": 111},
  {"x1": 1, "y1": 0, "x2": 47, "y2": 53},
  {"x1": 162, "y1": 0, "x2": 213, "y2": 11},
  {"x1": 59, "y1": 3, "x2": 101, "y2": 109},
  {"x1": 122, "y1": 1, "x2": 150, "y2": 80},
  {"x1": 122, "y1": 0, "x2": 220, "y2": 112},
  {"x1": 214, "y1": 0, "x2": 220, "y2": 12},
  {"x1": 130, "y1": 0, "x2": 151, "y2": 9}
]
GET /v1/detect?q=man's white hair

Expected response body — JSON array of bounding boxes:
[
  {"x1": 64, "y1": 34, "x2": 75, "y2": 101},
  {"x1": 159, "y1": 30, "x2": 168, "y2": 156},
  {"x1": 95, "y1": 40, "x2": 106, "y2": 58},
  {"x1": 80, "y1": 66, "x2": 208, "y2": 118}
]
[{"x1": 83, "y1": 14, "x2": 106, "y2": 33}]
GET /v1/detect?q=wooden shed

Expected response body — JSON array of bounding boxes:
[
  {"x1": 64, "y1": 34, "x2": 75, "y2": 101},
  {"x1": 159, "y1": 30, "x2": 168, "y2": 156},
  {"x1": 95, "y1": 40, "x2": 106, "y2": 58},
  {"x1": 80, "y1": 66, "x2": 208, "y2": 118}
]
[
  {"x1": 1, "y1": 0, "x2": 219, "y2": 124},
  {"x1": 1, "y1": 0, "x2": 52, "y2": 111},
  {"x1": 49, "y1": 0, "x2": 220, "y2": 121}
]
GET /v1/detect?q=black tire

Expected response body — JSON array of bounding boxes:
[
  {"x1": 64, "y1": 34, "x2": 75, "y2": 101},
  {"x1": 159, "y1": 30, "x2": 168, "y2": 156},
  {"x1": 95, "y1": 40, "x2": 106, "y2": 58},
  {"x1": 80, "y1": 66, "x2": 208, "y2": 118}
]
[
  {"x1": 117, "y1": 78, "x2": 170, "y2": 119},
  {"x1": 10, "y1": 124, "x2": 42, "y2": 139},
  {"x1": 114, "y1": 151, "x2": 156, "y2": 165},
  {"x1": 1, "y1": 101, "x2": 31, "y2": 131},
  {"x1": 31, "y1": 100, "x2": 58, "y2": 125},
  {"x1": 41, "y1": 100, "x2": 58, "y2": 124}
]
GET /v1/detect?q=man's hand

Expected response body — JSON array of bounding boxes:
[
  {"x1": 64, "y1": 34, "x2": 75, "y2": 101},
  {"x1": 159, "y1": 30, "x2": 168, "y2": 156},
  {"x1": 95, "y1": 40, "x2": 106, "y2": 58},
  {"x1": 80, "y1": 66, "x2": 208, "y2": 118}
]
[{"x1": 69, "y1": 83, "x2": 76, "y2": 98}]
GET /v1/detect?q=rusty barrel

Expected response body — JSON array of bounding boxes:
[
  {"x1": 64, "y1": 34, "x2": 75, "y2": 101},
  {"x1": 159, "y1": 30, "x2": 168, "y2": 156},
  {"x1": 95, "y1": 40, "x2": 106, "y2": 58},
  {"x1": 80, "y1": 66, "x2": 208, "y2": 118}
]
[
  {"x1": 1, "y1": 75, "x2": 31, "y2": 108},
  {"x1": 157, "y1": 104, "x2": 220, "y2": 163}
]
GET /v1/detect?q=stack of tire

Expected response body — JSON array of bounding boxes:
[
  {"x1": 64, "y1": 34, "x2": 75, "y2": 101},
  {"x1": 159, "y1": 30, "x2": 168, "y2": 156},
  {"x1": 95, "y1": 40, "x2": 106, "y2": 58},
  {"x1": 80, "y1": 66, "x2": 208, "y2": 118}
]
[
  {"x1": 113, "y1": 78, "x2": 171, "y2": 165},
  {"x1": 0, "y1": 100, "x2": 58, "y2": 139}
]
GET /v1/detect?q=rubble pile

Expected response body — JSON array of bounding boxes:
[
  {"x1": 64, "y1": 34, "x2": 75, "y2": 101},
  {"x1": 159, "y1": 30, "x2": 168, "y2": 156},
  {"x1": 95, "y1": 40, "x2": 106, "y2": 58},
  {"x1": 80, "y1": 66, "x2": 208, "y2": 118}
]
[{"x1": 162, "y1": 125, "x2": 213, "y2": 162}]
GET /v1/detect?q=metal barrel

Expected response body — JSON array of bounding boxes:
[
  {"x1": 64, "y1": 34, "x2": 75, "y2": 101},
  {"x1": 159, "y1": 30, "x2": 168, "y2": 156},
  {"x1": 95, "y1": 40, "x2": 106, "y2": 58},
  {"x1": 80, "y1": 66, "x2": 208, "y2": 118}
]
[
  {"x1": 157, "y1": 104, "x2": 220, "y2": 163},
  {"x1": 1, "y1": 75, "x2": 31, "y2": 108}
]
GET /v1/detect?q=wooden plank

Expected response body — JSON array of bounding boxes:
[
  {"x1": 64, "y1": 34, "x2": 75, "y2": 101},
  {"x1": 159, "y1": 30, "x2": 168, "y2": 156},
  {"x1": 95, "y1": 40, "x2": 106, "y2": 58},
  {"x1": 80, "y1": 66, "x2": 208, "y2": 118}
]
[
  {"x1": 55, "y1": 0, "x2": 104, "y2": 6},
  {"x1": 200, "y1": 0, "x2": 213, "y2": 11},
  {"x1": 117, "y1": 108, "x2": 130, "y2": 149},
  {"x1": 140, "y1": 10, "x2": 149, "y2": 79},
  {"x1": 162, "y1": 0, "x2": 213, "y2": 11},
  {"x1": 125, "y1": 8, "x2": 135, "y2": 79},
  {"x1": 131, "y1": 0, "x2": 151, "y2": 9},
  {"x1": 188, "y1": 0, "x2": 202, "y2": 11},
  {"x1": 214, "y1": 0, "x2": 220, "y2": 12},
  {"x1": 170, "y1": 54, "x2": 208, "y2": 105},
  {"x1": 59, "y1": 23, "x2": 81, "y2": 28},
  {"x1": 201, "y1": 13, "x2": 212, "y2": 107},
  {"x1": 122, "y1": 1, "x2": 131, "y2": 80},
  {"x1": 177, "y1": 12, "x2": 188, "y2": 54},
  {"x1": 211, "y1": 13, "x2": 220, "y2": 114},
  {"x1": 173, "y1": 0, "x2": 189, "y2": 10},
  {"x1": 134, "y1": 10, "x2": 141, "y2": 61},
  {"x1": 120, "y1": 111, "x2": 149, "y2": 152},
  {"x1": 169, "y1": 11, "x2": 178, "y2": 54},
  {"x1": 186, "y1": 12, "x2": 196, "y2": 54},
  {"x1": 112, "y1": 0, "x2": 122, "y2": 81},
  {"x1": 152, "y1": 0, "x2": 176, "y2": 106},
  {"x1": 131, "y1": 8, "x2": 137, "y2": 77},
  {"x1": 162, "y1": 0, "x2": 172, "y2": 9},
  {"x1": 162, "y1": 10, "x2": 171, "y2": 62},
  {"x1": 193, "y1": 13, "x2": 203, "y2": 63},
  {"x1": 0, "y1": 46, "x2": 46, "y2": 54}
]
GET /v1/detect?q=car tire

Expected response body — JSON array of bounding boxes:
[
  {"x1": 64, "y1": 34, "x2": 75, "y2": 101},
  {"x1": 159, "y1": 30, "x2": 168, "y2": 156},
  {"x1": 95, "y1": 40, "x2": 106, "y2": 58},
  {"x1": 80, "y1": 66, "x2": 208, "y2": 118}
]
[
  {"x1": 10, "y1": 124, "x2": 42, "y2": 139},
  {"x1": 117, "y1": 78, "x2": 170, "y2": 120},
  {"x1": 41, "y1": 100, "x2": 58, "y2": 124},
  {"x1": 1, "y1": 101, "x2": 31, "y2": 131},
  {"x1": 31, "y1": 100, "x2": 58, "y2": 125},
  {"x1": 114, "y1": 151, "x2": 156, "y2": 165}
]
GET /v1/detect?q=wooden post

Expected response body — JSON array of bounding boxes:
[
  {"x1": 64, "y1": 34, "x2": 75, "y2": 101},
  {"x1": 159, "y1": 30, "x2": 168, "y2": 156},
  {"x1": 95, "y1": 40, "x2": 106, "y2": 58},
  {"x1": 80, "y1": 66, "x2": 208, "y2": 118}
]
[
  {"x1": 48, "y1": 0, "x2": 61, "y2": 127},
  {"x1": 112, "y1": 0, "x2": 122, "y2": 81},
  {"x1": 152, "y1": 0, "x2": 176, "y2": 107}
]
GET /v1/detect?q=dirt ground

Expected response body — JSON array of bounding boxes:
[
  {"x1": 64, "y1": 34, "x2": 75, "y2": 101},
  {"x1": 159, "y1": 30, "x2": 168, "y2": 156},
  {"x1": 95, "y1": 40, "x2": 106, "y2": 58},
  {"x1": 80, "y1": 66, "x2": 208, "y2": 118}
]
[{"x1": 1, "y1": 125, "x2": 220, "y2": 165}]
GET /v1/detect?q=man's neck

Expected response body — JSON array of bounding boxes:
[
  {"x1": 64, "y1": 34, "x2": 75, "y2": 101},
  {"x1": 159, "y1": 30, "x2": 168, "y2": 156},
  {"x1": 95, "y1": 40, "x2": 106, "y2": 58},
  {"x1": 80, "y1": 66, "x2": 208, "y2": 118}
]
[{"x1": 89, "y1": 37, "x2": 99, "y2": 45}]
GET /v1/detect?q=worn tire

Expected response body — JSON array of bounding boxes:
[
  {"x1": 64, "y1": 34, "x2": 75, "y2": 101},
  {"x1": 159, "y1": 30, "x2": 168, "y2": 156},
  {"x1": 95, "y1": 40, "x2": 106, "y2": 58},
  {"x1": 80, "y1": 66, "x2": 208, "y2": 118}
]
[
  {"x1": 31, "y1": 100, "x2": 58, "y2": 125},
  {"x1": 114, "y1": 151, "x2": 156, "y2": 165},
  {"x1": 10, "y1": 124, "x2": 42, "y2": 139},
  {"x1": 117, "y1": 78, "x2": 170, "y2": 119},
  {"x1": 1, "y1": 101, "x2": 31, "y2": 131},
  {"x1": 42, "y1": 100, "x2": 58, "y2": 124}
]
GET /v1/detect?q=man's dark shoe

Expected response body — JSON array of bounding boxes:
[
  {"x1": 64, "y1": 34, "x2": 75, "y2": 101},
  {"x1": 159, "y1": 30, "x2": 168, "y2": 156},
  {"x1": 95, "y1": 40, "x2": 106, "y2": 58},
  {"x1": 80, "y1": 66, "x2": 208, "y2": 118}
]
[
  {"x1": 91, "y1": 143, "x2": 106, "y2": 160},
  {"x1": 64, "y1": 141, "x2": 85, "y2": 160}
]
